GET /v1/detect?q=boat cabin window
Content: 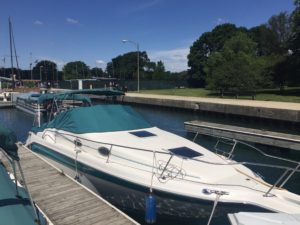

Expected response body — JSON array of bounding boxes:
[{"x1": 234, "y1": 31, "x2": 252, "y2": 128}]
[
  {"x1": 129, "y1": 130, "x2": 156, "y2": 138},
  {"x1": 168, "y1": 147, "x2": 203, "y2": 159}
]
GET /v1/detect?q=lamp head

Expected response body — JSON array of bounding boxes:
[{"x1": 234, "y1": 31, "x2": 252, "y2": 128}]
[{"x1": 122, "y1": 39, "x2": 128, "y2": 43}]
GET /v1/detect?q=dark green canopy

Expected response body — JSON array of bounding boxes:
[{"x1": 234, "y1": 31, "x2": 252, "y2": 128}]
[
  {"x1": 37, "y1": 88, "x2": 124, "y2": 104},
  {"x1": 0, "y1": 123, "x2": 18, "y2": 161},
  {"x1": 32, "y1": 104, "x2": 151, "y2": 134},
  {"x1": 37, "y1": 93, "x2": 92, "y2": 105}
]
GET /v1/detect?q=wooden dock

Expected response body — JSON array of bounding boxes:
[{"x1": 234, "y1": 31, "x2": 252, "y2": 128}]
[
  {"x1": 184, "y1": 120, "x2": 300, "y2": 151},
  {"x1": 1, "y1": 145, "x2": 139, "y2": 225}
]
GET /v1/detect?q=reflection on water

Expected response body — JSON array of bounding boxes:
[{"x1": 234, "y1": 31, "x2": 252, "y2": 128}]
[
  {"x1": 1, "y1": 105, "x2": 299, "y2": 225},
  {"x1": 0, "y1": 108, "x2": 34, "y2": 142}
]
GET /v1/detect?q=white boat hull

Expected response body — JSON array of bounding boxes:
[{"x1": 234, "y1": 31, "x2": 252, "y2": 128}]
[
  {"x1": 26, "y1": 125, "x2": 300, "y2": 219},
  {"x1": 28, "y1": 142, "x2": 271, "y2": 219}
]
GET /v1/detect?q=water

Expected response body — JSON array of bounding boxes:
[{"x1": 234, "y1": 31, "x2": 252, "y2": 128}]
[
  {"x1": 0, "y1": 105, "x2": 299, "y2": 225},
  {"x1": 0, "y1": 108, "x2": 34, "y2": 141}
]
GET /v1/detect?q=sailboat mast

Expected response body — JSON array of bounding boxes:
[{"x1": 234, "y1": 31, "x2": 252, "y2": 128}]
[
  {"x1": 11, "y1": 22, "x2": 21, "y2": 81},
  {"x1": 9, "y1": 17, "x2": 15, "y2": 89}
]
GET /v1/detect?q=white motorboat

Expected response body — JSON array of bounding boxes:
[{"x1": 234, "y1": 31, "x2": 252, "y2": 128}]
[
  {"x1": 15, "y1": 92, "x2": 46, "y2": 115},
  {"x1": 25, "y1": 89, "x2": 300, "y2": 220}
]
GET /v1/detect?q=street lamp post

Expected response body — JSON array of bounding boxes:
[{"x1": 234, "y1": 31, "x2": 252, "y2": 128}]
[
  {"x1": 30, "y1": 52, "x2": 33, "y2": 80},
  {"x1": 30, "y1": 63, "x2": 33, "y2": 80},
  {"x1": 122, "y1": 39, "x2": 140, "y2": 92}
]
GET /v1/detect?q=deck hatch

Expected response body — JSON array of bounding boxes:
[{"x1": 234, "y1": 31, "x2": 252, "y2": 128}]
[
  {"x1": 129, "y1": 130, "x2": 156, "y2": 138},
  {"x1": 168, "y1": 147, "x2": 203, "y2": 158}
]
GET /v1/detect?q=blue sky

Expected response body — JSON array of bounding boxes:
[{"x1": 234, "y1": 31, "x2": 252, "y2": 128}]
[{"x1": 0, "y1": 0, "x2": 295, "y2": 72}]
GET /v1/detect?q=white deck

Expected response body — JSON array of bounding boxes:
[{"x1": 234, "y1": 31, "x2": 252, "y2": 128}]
[{"x1": 228, "y1": 212, "x2": 300, "y2": 225}]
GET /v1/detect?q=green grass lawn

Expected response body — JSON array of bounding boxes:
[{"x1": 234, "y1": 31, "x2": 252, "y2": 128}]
[{"x1": 139, "y1": 87, "x2": 300, "y2": 103}]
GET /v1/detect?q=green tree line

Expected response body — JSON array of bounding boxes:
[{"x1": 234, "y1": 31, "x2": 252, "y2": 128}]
[
  {"x1": 0, "y1": 55, "x2": 185, "y2": 82},
  {"x1": 1, "y1": 0, "x2": 298, "y2": 92},
  {"x1": 188, "y1": 0, "x2": 300, "y2": 93}
]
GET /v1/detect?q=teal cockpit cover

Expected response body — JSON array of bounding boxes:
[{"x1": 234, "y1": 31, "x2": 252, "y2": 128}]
[
  {"x1": 0, "y1": 123, "x2": 18, "y2": 161},
  {"x1": 0, "y1": 164, "x2": 38, "y2": 225},
  {"x1": 32, "y1": 104, "x2": 151, "y2": 134},
  {"x1": 37, "y1": 93, "x2": 92, "y2": 105}
]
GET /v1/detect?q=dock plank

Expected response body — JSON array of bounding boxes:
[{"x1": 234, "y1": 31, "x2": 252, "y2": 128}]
[
  {"x1": 57, "y1": 205, "x2": 117, "y2": 225},
  {"x1": 1, "y1": 145, "x2": 138, "y2": 225},
  {"x1": 48, "y1": 198, "x2": 100, "y2": 215}
]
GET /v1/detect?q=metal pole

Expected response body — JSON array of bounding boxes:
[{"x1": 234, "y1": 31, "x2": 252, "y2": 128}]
[
  {"x1": 137, "y1": 43, "x2": 140, "y2": 92},
  {"x1": 9, "y1": 17, "x2": 15, "y2": 89},
  {"x1": 279, "y1": 163, "x2": 300, "y2": 188},
  {"x1": 38, "y1": 104, "x2": 41, "y2": 127},
  {"x1": 30, "y1": 63, "x2": 32, "y2": 80},
  {"x1": 30, "y1": 53, "x2": 33, "y2": 80}
]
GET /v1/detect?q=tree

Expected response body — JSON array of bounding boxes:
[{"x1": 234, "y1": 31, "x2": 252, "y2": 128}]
[
  {"x1": 291, "y1": 0, "x2": 300, "y2": 50},
  {"x1": 144, "y1": 61, "x2": 156, "y2": 79},
  {"x1": 90, "y1": 67, "x2": 104, "y2": 78},
  {"x1": 187, "y1": 23, "x2": 246, "y2": 87},
  {"x1": 152, "y1": 61, "x2": 166, "y2": 80},
  {"x1": 32, "y1": 60, "x2": 57, "y2": 81},
  {"x1": 62, "y1": 61, "x2": 89, "y2": 80},
  {"x1": 287, "y1": 0, "x2": 300, "y2": 86},
  {"x1": 249, "y1": 25, "x2": 281, "y2": 55},
  {"x1": 272, "y1": 56, "x2": 290, "y2": 89},
  {"x1": 144, "y1": 61, "x2": 156, "y2": 72},
  {"x1": 205, "y1": 32, "x2": 268, "y2": 95},
  {"x1": 106, "y1": 51, "x2": 150, "y2": 80},
  {"x1": 267, "y1": 12, "x2": 292, "y2": 51}
]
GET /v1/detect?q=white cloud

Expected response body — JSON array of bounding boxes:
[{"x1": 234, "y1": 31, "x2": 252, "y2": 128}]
[
  {"x1": 216, "y1": 18, "x2": 228, "y2": 25},
  {"x1": 66, "y1": 17, "x2": 79, "y2": 24},
  {"x1": 34, "y1": 20, "x2": 43, "y2": 25},
  {"x1": 95, "y1": 59, "x2": 105, "y2": 65},
  {"x1": 149, "y1": 48, "x2": 189, "y2": 72}
]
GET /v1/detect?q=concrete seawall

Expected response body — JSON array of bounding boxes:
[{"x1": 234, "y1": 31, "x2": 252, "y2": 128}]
[{"x1": 122, "y1": 93, "x2": 300, "y2": 123}]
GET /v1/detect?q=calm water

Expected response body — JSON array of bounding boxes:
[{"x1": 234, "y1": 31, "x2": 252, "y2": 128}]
[{"x1": 0, "y1": 105, "x2": 299, "y2": 225}]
